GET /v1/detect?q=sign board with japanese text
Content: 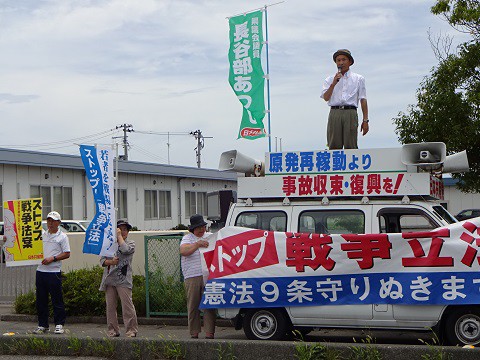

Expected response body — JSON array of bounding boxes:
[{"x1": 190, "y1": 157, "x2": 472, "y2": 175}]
[
  {"x1": 2, "y1": 198, "x2": 43, "y2": 267},
  {"x1": 80, "y1": 145, "x2": 116, "y2": 257},
  {"x1": 228, "y1": 10, "x2": 266, "y2": 140},
  {"x1": 237, "y1": 172, "x2": 444, "y2": 200},
  {"x1": 200, "y1": 219, "x2": 480, "y2": 309},
  {"x1": 266, "y1": 148, "x2": 406, "y2": 175}
]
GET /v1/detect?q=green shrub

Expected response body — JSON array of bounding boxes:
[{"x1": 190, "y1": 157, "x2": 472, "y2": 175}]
[
  {"x1": 147, "y1": 259, "x2": 187, "y2": 314},
  {"x1": 14, "y1": 291, "x2": 36, "y2": 315},
  {"x1": 14, "y1": 266, "x2": 148, "y2": 317},
  {"x1": 62, "y1": 266, "x2": 106, "y2": 316},
  {"x1": 132, "y1": 275, "x2": 146, "y2": 316}
]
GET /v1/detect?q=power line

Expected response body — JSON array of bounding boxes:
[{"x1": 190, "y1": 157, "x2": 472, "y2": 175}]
[
  {"x1": 130, "y1": 144, "x2": 169, "y2": 164},
  {"x1": 0, "y1": 128, "x2": 118, "y2": 150},
  {"x1": 134, "y1": 128, "x2": 213, "y2": 167}
]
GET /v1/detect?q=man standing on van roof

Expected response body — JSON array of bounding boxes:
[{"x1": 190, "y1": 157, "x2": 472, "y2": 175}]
[{"x1": 321, "y1": 49, "x2": 369, "y2": 149}]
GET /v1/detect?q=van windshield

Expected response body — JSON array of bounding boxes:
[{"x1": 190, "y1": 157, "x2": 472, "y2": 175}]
[
  {"x1": 299, "y1": 210, "x2": 365, "y2": 235},
  {"x1": 432, "y1": 205, "x2": 457, "y2": 224},
  {"x1": 235, "y1": 211, "x2": 287, "y2": 232}
]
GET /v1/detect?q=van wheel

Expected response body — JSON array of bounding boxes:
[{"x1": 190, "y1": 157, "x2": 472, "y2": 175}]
[
  {"x1": 243, "y1": 308, "x2": 289, "y2": 340},
  {"x1": 445, "y1": 308, "x2": 480, "y2": 346}
]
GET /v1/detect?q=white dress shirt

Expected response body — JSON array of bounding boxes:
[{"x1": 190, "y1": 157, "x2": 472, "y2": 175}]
[{"x1": 321, "y1": 70, "x2": 367, "y2": 107}]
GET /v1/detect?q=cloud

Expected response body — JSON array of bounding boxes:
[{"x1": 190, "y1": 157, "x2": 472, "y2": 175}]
[
  {"x1": 0, "y1": 0, "x2": 472, "y2": 169},
  {"x1": 0, "y1": 93, "x2": 39, "y2": 104}
]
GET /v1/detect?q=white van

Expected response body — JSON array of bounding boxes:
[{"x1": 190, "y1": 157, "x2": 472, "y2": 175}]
[{"x1": 210, "y1": 145, "x2": 479, "y2": 346}]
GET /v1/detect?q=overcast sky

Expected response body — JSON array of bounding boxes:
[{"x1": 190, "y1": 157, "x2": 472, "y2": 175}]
[{"x1": 0, "y1": 0, "x2": 467, "y2": 169}]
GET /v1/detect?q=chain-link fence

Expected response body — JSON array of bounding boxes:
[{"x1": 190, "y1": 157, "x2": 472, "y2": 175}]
[{"x1": 144, "y1": 233, "x2": 187, "y2": 317}]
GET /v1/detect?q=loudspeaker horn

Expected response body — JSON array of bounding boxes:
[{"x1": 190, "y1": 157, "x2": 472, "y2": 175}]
[
  {"x1": 219, "y1": 150, "x2": 264, "y2": 177},
  {"x1": 443, "y1": 150, "x2": 469, "y2": 173},
  {"x1": 401, "y1": 142, "x2": 446, "y2": 172}
]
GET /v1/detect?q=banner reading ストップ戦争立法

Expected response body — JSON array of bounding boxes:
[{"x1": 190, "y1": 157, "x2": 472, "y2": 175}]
[
  {"x1": 228, "y1": 10, "x2": 266, "y2": 140},
  {"x1": 2, "y1": 198, "x2": 43, "y2": 267},
  {"x1": 200, "y1": 219, "x2": 480, "y2": 309},
  {"x1": 80, "y1": 145, "x2": 116, "y2": 257}
]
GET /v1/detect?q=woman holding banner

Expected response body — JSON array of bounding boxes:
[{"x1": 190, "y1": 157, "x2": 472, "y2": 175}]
[
  {"x1": 99, "y1": 220, "x2": 138, "y2": 337},
  {"x1": 180, "y1": 214, "x2": 216, "y2": 339}
]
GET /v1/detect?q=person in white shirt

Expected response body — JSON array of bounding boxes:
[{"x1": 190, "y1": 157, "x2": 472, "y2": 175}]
[
  {"x1": 321, "y1": 49, "x2": 370, "y2": 149},
  {"x1": 180, "y1": 214, "x2": 216, "y2": 339},
  {"x1": 33, "y1": 211, "x2": 71, "y2": 335}
]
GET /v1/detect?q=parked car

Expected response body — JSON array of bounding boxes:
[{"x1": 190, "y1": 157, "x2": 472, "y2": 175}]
[
  {"x1": 455, "y1": 209, "x2": 480, "y2": 221},
  {"x1": 60, "y1": 220, "x2": 90, "y2": 232},
  {"x1": 41, "y1": 220, "x2": 90, "y2": 233}
]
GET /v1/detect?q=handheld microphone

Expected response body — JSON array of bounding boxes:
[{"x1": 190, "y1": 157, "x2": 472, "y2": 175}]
[{"x1": 337, "y1": 66, "x2": 342, "y2": 82}]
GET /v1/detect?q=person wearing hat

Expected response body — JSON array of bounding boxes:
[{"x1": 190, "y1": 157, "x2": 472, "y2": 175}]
[
  {"x1": 180, "y1": 214, "x2": 216, "y2": 339},
  {"x1": 99, "y1": 219, "x2": 138, "y2": 337},
  {"x1": 33, "y1": 211, "x2": 71, "y2": 335},
  {"x1": 321, "y1": 49, "x2": 369, "y2": 149}
]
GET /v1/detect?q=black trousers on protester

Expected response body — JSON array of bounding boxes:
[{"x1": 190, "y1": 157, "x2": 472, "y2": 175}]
[{"x1": 35, "y1": 271, "x2": 66, "y2": 328}]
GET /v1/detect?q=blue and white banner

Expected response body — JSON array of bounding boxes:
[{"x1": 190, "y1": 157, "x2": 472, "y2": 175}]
[
  {"x1": 200, "y1": 218, "x2": 480, "y2": 308},
  {"x1": 80, "y1": 145, "x2": 116, "y2": 257}
]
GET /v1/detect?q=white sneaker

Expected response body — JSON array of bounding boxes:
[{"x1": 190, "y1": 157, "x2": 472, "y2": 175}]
[
  {"x1": 54, "y1": 324, "x2": 65, "y2": 334},
  {"x1": 32, "y1": 326, "x2": 49, "y2": 334}
]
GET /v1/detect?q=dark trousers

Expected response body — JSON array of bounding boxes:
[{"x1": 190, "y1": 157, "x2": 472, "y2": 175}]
[{"x1": 35, "y1": 271, "x2": 66, "y2": 328}]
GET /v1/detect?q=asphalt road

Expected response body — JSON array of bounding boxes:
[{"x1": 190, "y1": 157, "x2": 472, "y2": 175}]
[
  {"x1": 0, "y1": 302, "x2": 436, "y2": 344},
  {"x1": 0, "y1": 313, "x2": 434, "y2": 345}
]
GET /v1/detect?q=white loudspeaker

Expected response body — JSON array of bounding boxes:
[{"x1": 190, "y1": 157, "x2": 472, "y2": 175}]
[
  {"x1": 443, "y1": 150, "x2": 469, "y2": 173},
  {"x1": 401, "y1": 142, "x2": 446, "y2": 172},
  {"x1": 219, "y1": 150, "x2": 265, "y2": 176}
]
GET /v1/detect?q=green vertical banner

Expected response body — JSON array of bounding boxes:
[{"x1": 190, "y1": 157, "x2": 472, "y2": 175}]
[{"x1": 228, "y1": 10, "x2": 266, "y2": 140}]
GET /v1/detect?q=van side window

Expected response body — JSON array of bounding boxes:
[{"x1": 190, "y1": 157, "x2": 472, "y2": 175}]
[
  {"x1": 378, "y1": 208, "x2": 439, "y2": 233},
  {"x1": 298, "y1": 210, "x2": 365, "y2": 234},
  {"x1": 235, "y1": 211, "x2": 287, "y2": 232}
]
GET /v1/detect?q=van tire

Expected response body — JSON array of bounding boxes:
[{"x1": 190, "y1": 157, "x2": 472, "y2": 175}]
[
  {"x1": 243, "y1": 308, "x2": 289, "y2": 340},
  {"x1": 444, "y1": 307, "x2": 480, "y2": 346}
]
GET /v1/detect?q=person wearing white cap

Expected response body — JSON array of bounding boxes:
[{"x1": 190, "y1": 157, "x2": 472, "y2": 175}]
[{"x1": 33, "y1": 211, "x2": 71, "y2": 335}]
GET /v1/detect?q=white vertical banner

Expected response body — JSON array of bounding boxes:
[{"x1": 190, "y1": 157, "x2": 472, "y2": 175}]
[{"x1": 80, "y1": 145, "x2": 117, "y2": 257}]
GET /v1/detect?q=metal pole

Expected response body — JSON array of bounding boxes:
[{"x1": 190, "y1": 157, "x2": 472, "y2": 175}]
[
  {"x1": 264, "y1": 6, "x2": 272, "y2": 152},
  {"x1": 167, "y1": 132, "x2": 170, "y2": 165},
  {"x1": 195, "y1": 130, "x2": 202, "y2": 168},
  {"x1": 226, "y1": 1, "x2": 284, "y2": 19},
  {"x1": 115, "y1": 143, "x2": 119, "y2": 221},
  {"x1": 123, "y1": 124, "x2": 128, "y2": 160}
]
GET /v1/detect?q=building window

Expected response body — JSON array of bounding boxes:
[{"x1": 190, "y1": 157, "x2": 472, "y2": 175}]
[
  {"x1": 159, "y1": 190, "x2": 171, "y2": 219},
  {"x1": 145, "y1": 190, "x2": 158, "y2": 220},
  {"x1": 145, "y1": 190, "x2": 171, "y2": 220},
  {"x1": 118, "y1": 189, "x2": 128, "y2": 219},
  {"x1": 31, "y1": 185, "x2": 73, "y2": 219},
  {"x1": 30, "y1": 185, "x2": 73, "y2": 219},
  {"x1": 185, "y1": 191, "x2": 207, "y2": 217}
]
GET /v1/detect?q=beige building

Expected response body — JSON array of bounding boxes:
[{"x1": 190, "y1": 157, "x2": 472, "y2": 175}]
[{"x1": 0, "y1": 147, "x2": 237, "y2": 230}]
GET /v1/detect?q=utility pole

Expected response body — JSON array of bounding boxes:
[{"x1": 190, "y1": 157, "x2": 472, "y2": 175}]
[
  {"x1": 115, "y1": 124, "x2": 134, "y2": 160},
  {"x1": 190, "y1": 130, "x2": 213, "y2": 168}
]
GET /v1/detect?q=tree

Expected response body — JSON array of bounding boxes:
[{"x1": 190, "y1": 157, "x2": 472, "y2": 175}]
[{"x1": 393, "y1": 0, "x2": 480, "y2": 192}]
